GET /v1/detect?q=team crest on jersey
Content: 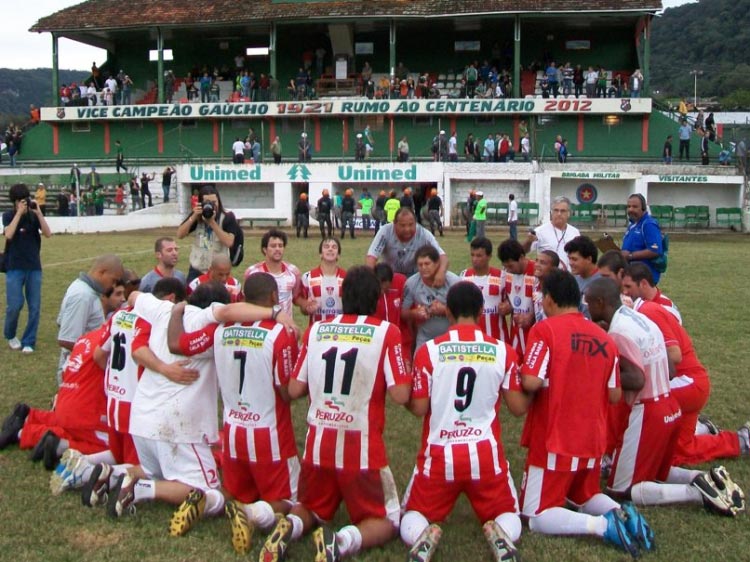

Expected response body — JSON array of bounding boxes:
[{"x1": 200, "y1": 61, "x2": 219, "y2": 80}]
[
  {"x1": 326, "y1": 286, "x2": 335, "y2": 296},
  {"x1": 221, "y1": 326, "x2": 267, "y2": 348}
]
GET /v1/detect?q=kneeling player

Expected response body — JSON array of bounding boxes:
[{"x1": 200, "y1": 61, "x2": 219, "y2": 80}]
[
  {"x1": 507, "y1": 270, "x2": 652, "y2": 559},
  {"x1": 168, "y1": 272, "x2": 300, "y2": 554},
  {"x1": 260, "y1": 266, "x2": 411, "y2": 562},
  {"x1": 400, "y1": 282, "x2": 522, "y2": 562}
]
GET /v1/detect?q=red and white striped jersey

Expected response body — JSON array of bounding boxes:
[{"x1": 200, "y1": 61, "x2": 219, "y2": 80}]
[
  {"x1": 652, "y1": 289, "x2": 682, "y2": 324},
  {"x1": 214, "y1": 320, "x2": 299, "y2": 463},
  {"x1": 293, "y1": 315, "x2": 410, "y2": 471},
  {"x1": 460, "y1": 267, "x2": 508, "y2": 341},
  {"x1": 300, "y1": 266, "x2": 347, "y2": 324},
  {"x1": 245, "y1": 261, "x2": 302, "y2": 316},
  {"x1": 187, "y1": 272, "x2": 242, "y2": 302},
  {"x1": 608, "y1": 306, "x2": 671, "y2": 402},
  {"x1": 412, "y1": 325, "x2": 517, "y2": 481},
  {"x1": 504, "y1": 260, "x2": 536, "y2": 357},
  {"x1": 99, "y1": 307, "x2": 151, "y2": 433}
]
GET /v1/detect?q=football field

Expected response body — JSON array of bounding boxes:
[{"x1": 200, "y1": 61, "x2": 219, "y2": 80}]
[{"x1": 0, "y1": 227, "x2": 748, "y2": 562}]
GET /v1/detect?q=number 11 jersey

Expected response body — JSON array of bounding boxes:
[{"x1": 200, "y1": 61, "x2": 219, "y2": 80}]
[{"x1": 292, "y1": 314, "x2": 409, "y2": 471}]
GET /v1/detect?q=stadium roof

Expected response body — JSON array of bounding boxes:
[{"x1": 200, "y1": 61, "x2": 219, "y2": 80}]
[{"x1": 31, "y1": 1, "x2": 663, "y2": 33}]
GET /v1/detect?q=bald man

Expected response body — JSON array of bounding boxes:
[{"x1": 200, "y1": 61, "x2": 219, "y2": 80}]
[
  {"x1": 188, "y1": 254, "x2": 241, "y2": 301},
  {"x1": 56, "y1": 254, "x2": 124, "y2": 385}
]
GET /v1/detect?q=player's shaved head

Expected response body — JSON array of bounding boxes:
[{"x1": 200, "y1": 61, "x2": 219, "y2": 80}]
[
  {"x1": 211, "y1": 254, "x2": 232, "y2": 269},
  {"x1": 342, "y1": 266, "x2": 380, "y2": 315},
  {"x1": 447, "y1": 282, "x2": 484, "y2": 321},
  {"x1": 90, "y1": 254, "x2": 122, "y2": 273},
  {"x1": 243, "y1": 272, "x2": 277, "y2": 306},
  {"x1": 541, "y1": 269, "x2": 580, "y2": 309},
  {"x1": 585, "y1": 278, "x2": 622, "y2": 308},
  {"x1": 153, "y1": 277, "x2": 186, "y2": 302}
]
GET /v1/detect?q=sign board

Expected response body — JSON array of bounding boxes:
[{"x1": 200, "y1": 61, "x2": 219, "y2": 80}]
[{"x1": 42, "y1": 97, "x2": 652, "y2": 122}]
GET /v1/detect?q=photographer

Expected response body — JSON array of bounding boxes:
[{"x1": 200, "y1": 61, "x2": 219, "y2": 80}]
[
  {"x1": 176, "y1": 185, "x2": 237, "y2": 283},
  {"x1": 3, "y1": 184, "x2": 52, "y2": 354}
]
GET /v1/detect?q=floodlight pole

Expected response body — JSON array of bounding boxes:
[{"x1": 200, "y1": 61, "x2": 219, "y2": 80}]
[{"x1": 689, "y1": 69, "x2": 702, "y2": 109}]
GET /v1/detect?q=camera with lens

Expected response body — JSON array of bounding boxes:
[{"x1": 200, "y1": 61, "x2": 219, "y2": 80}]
[
  {"x1": 201, "y1": 201, "x2": 215, "y2": 219},
  {"x1": 25, "y1": 197, "x2": 38, "y2": 211}
]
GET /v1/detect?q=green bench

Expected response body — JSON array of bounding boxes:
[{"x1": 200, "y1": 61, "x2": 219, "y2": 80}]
[{"x1": 238, "y1": 217, "x2": 287, "y2": 229}]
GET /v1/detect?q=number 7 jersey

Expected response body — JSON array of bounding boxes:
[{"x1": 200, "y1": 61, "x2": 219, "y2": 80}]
[{"x1": 292, "y1": 314, "x2": 410, "y2": 471}]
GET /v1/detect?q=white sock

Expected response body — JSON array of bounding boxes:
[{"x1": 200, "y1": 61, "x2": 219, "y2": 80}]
[
  {"x1": 529, "y1": 507, "x2": 608, "y2": 537},
  {"x1": 336, "y1": 525, "x2": 362, "y2": 557},
  {"x1": 580, "y1": 493, "x2": 620, "y2": 516},
  {"x1": 133, "y1": 479, "x2": 155, "y2": 503},
  {"x1": 288, "y1": 513, "x2": 304, "y2": 541},
  {"x1": 630, "y1": 481, "x2": 702, "y2": 505},
  {"x1": 666, "y1": 466, "x2": 702, "y2": 484},
  {"x1": 400, "y1": 510, "x2": 430, "y2": 546},
  {"x1": 204, "y1": 488, "x2": 225, "y2": 516},
  {"x1": 56, "y1": 439, "x2": 70, "y2": 456},
  {"x1": 83, "y1": 450, "x2": 116, "y2": 465},
  {"x1": 244, "y1": 500, "x2": 276, "y2": 530},
  {"x1": 495, "y1": 512, "x2": 522, "y2": 542},
  {"x1": 79, "y1": 463, "x2": 95, "y2": 483}
]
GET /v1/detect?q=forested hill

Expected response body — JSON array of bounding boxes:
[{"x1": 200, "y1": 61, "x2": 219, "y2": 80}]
[
  {"x1": 651, "y1": 0, "x2": 750, "y2": 105},
  {"x1": 0, "y1": 69, "x2": 88, "y2": 121}
]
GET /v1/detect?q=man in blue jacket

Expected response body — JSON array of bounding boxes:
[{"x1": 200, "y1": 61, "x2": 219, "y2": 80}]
[{"x1": 621, "y1": 194, "x2": 664, "y2": 284}]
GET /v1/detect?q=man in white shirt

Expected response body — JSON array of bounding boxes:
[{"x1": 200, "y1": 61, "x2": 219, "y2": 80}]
[
  {"x1": 448, "y1": 131, "x2": 458, "y2": 162},
  {"x1": 523, "y1": 196, "x2": 580, "y2": 271},
  {"x1": 508, "y1": 194, "x2": 519, "y2": 241},
  {"x1": 232, "y1": 138, "x2": 246, "y2": 164}
]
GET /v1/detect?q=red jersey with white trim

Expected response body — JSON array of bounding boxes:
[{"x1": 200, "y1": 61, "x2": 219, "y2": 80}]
[
  {"x1": 188, "y1": 272, "x2": 242, "y2": 302},
  {"x1": 214, "y1": 320, "x2": 299, "y2": 462},
  {"x1": 608, "y1": 306, "x2": 671, "y2": 402},
  {"x1": 374, "y1": 272, "x2": 406, "y2": 328},
  {"x1": 460, "y1": 267, "x2": 508, "y2": 341},
  {"x1": 293, "y1": 315, "x2": 410, "y2": 470},
  {"x1": 300, "y1": 266, "x2": 347, "y2": 324},
  {"x1": 504, "y1": 260, "x2": 536, "y2": 357},
  {"x1": 99, "y1": 307, "x2": 151, "y2": 433},
  {"x1": 244, "y1": 261, "x2": 301, "y2": 316},
  {"x1": 652, "y1": 289, "x2": 682, "y2": 324},
  {"x1": 633, "y1": 299, "x2": 705, "y2": 380},
  {"x1": 412, "y1": 325, "x2": 518, "y2": 481},
  {"x1": 519, "y1": 313, "x2": 619, "y2": 470},
  {"x1": 55, "y1": 327, "x2": 108, "y2": 432}
]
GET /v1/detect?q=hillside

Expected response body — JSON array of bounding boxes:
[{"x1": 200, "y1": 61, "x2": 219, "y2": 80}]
[
  {"x1": 0, "y1": 68, "x2": 88, "y2": 123},
  {"x1": 651, "y1": 0, "x2": 750, "y2": 104}
]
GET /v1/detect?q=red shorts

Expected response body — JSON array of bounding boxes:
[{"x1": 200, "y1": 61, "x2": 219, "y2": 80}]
[
  {"x1": 607, "y1": 397, "x2": 681, "y2": 492},
  {"x1": 520, "y1": 463, "x2": 601, "y2": 517},
  {"x1": 298, "y1": 462, "x2": 400, "y2": 527},
  {"x1": 222, "y1": 453, "x2": 299, "y2": 504},
  {"x1": 404, "y1": 467, "x2": 519, "y2": 522},
  {"x1": 19, "y1": 408, "x2": 108, "y2": 455},
  {"x1": 108, "y1": 427, "x2": 140, "y2": 465}
]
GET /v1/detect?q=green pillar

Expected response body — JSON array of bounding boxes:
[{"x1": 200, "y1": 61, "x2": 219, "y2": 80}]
[
  {"x1": 52, "y1": 33, "x2": 59, "y2": 106},
  {"x1": 642, "y1": 17, "x2": 651, "y2": 95},
  {"x1": 269, "y1": 23, "x2": 277, "y2": 80},
  {"x1": 389, "y1": 20, "x2": 396, "y2": 76},
  {"x1": 157, "y1": 27, "x2": 165, "y2": 103},
  {"x1": 513, "y1": 15, "x2": 521, "y2": 98}
]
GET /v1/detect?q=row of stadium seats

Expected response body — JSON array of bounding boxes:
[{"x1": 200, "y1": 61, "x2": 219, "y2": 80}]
[{"x1": 651, "y1": 205, "x2": 741, "y2": 229}]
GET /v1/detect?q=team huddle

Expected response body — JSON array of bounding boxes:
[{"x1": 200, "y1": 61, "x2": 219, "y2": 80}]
[{"x1": 1, "y1": 202, "x2": 747, "y2": 562}]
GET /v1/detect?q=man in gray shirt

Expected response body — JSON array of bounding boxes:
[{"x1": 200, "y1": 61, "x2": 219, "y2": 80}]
[
  {"x1": 56, "y1": 254, "x2": 123, "y2": 384},
  {"x1": 402, "y1": 245, "x2": 460, "y2": 352},
  {"x1": 139, "y1": 237, "x2": 187, "y2": 293},
  {"x1": 366, "y1": 208, "x2": 449, "y2": 282}
]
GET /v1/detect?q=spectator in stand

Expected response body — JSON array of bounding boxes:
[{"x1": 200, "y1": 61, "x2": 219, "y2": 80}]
[
  {"x1": 521, "y1": 133, "x2": 531, "y2": 162},
  {"x1": 86, "y1": 82, "x2": 97, "y2": 106},
  {"x1": 558, "y1": 139, "x2": 569, "y2": 163},
  {"x1": 448, "y1": 131, "x2": 458, "y2": 162},
  {"x1": 678, "y1": 119, "x2": 692, "y2": 161},
  {"x1": 700, "y1": 129, "x2": 710, "y2": 165},
  {"x1": 34, "y1": 183, "x2": 47, "y2": 216},
  {"x1": 184, "y1": 72, "x2": 196, "y2": 101},
  {"x1": 573, "y1": 64, "x2": 584, "y2": 98},
  {"x1": 271, "y1": 136, "x2": 282, "y2": 164},
  {"x1": 232, "y1": 137, "x2": 245, "y2": 164},
  {"x1": 114, "y1": 184, "x2": 125, "y2": 215},
  {"x1": 59, "y1": 84, "x2": 71, "y2": 106},
  {"x1": 164, "y1": 71, "x2": 175, "y2": 104},
  {"x1": 736, "y1": 137, "x2": 748, "y2": 176},
  {"x1": 57, "y1": 190, "x2": 70, "y2": 217},
  {"x1": 585, "y1": 66, "x2": 598, "y2": 98},
  {"x1": 129, "y1": 176, "x2": 141, "y2": 212},
  {"x1": 29, "y1": 105, "x2": 40, "y2": 125},
  {"x1": 298, "y1": 132, "x2": 311, "y2": 162},
  {"x1": 483, "y1": 133, "x2": 495, "y2": 162},
  {"x1": 91, "y1": 62, "x2": 102, "y2": 89},
  {"x1": 705, "y1": 112, "x2": 717, "y2": 141},
  {"x1": 596, "y1": 67, "x2": 608, "y2": 98},
  {"x1": 7, "y1": 140, "x2": 18, "y2": 167},
  {"x1": 161, "y1": 166, "x2": 175, "y2": 203},
  {"x1": 663, "y1": 135, "x2": 673, "y2": 164},
  {"x1": 629, "y1": 69, "x2": 644, "y2": 98},
  {"x1": 140, "y1": 172, "x2": 155, "y2": 208},
  {"x1": 562, "y1": 62, "x2": 574, "y2": 96},
  {"x1": 545, "y1": 61, "x2": 560, "y2": 98},
  {"x1": 115, "y1": 140, "x2": 128, "y2": 174},
  {"x1": 199, "y1": 72, "x2": 211, "y2": 103},
  {"x1": 397, "y1": 136, "x2": 409, "y2": 162},
  {"x1": 121, "y1": 74, "x2": 133, "y2": 105},
  {"x1": 105, "y1": 75, "x2": 118, "y2": 105}
]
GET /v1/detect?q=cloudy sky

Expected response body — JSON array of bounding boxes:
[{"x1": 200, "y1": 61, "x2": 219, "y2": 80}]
[{"x1": 3, "y1": 0, "x2": 698, "y2": 70}]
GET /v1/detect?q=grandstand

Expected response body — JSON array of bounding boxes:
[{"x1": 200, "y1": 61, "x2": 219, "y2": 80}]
[{"x1": 2, "y1": 0, "x2": 741, "y2": 231}]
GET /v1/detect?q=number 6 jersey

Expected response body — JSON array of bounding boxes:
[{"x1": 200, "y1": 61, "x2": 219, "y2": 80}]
[
  {"x1": 411, "y1": 325, "x2": 518, "y2": 482},
  {"x1": 292, "y1": 314, "x2": 410, "y2": 471}
]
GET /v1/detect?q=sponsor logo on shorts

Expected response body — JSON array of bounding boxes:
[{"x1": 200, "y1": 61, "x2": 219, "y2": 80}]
[
  {"x1": 438, "y1": 426, "x2": 483, "y2": 440},
  {"x1": 228, "y1": 408, "x2": 262, "y2": 423}
]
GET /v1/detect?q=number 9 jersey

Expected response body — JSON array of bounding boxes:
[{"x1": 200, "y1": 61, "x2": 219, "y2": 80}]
[
  {"x1": 411, "y1": 325, "x2": 518, "y2": 482},
  {"x1": 292, "y1": 314, "x2": 410, "y2": 471}
]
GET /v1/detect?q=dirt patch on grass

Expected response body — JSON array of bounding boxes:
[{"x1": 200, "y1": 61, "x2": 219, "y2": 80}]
[{"x1": 67, "y1": 529, "x2": 123, "y2": 550}]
